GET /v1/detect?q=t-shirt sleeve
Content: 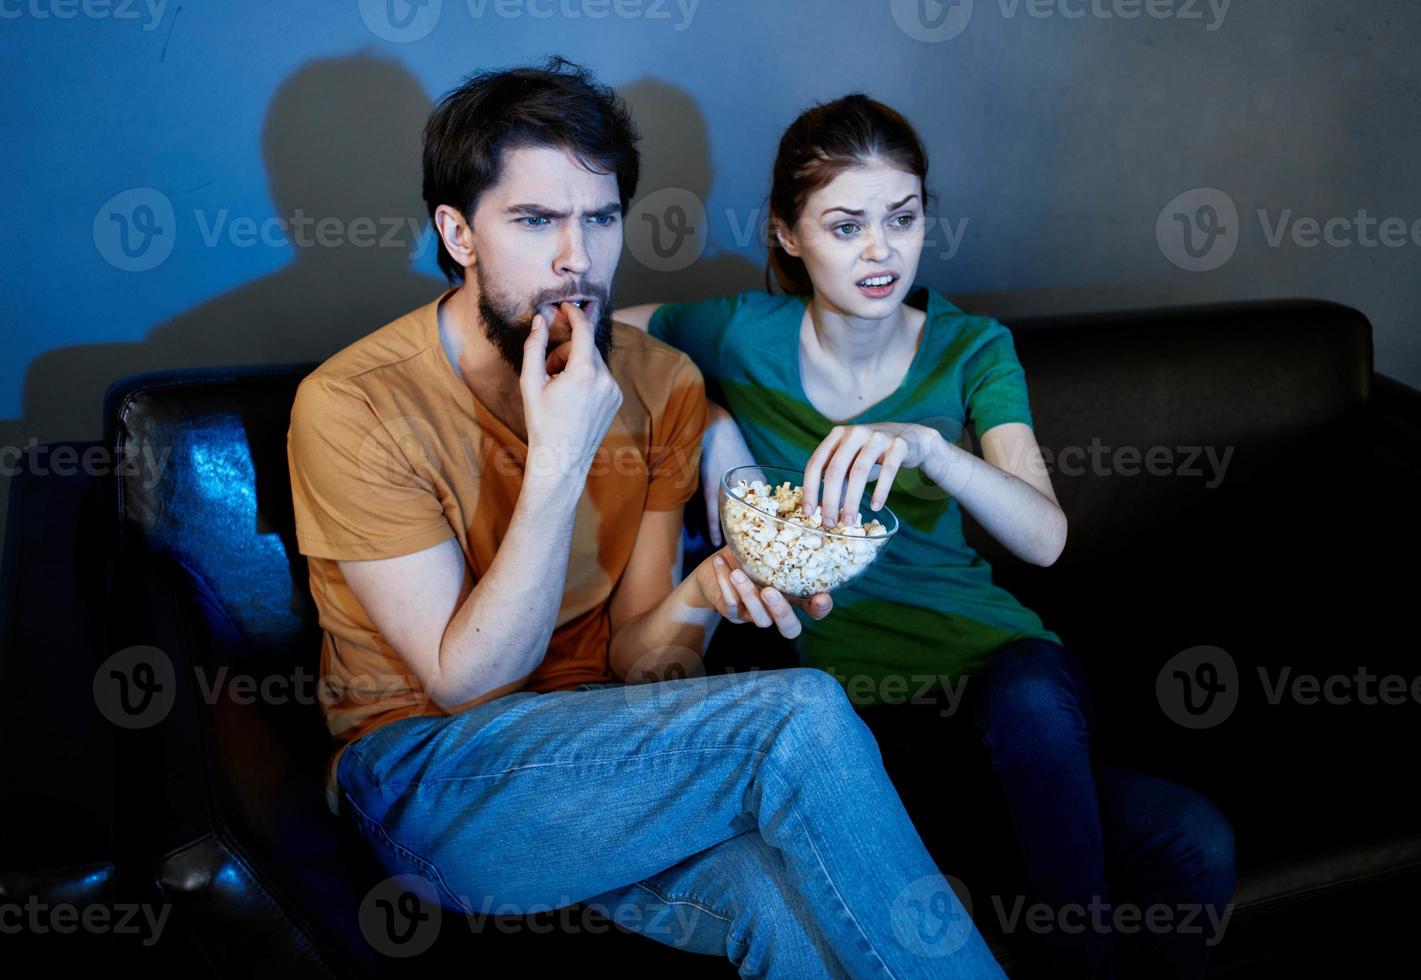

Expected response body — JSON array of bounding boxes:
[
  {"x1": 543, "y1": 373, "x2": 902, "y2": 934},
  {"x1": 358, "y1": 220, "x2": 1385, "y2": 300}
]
[
  {"x1": 963, "y1": 317, "x2": 1036, "y2": 434},
  {"x1": 645, "y1": 354, "x2": 709, "y2": 511},
  {"x1": 646, "y1": 293, "x2": 743, "y2": 394},
  {"x1": 287, "y1": 376, "x2": 455, "y2": 561}
]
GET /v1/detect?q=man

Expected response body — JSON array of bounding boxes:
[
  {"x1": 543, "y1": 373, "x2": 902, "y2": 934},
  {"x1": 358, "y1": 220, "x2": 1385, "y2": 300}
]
[{"x1": 286, "y1": 56, "x2": 1003, "y2": 978}]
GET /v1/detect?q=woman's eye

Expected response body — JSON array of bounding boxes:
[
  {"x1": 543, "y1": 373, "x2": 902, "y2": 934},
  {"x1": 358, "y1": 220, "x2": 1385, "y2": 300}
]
[
  {"x1": 833, "y1": 223, "x2": 860, "y2": 238},
  {"x1": 891, "y1": 214, "x2": 916, "y2": 229}
]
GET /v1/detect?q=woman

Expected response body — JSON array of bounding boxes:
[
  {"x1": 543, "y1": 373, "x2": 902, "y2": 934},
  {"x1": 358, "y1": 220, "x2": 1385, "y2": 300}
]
[{"x1": 618, "y1": 94, "x2": 1236, "y2": 979}]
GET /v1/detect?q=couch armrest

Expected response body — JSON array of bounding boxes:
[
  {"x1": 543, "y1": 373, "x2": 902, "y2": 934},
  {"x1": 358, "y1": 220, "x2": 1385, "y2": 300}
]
[{"x1": 0, "y1": 444, "x2": 116, "y2": 888}]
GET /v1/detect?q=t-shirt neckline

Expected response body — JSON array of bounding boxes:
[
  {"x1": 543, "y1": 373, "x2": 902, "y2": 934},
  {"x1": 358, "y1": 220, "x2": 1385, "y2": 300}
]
[
  {"x1": 427, "y1": 286, "x2": 529, "y2": 452},
  {"x1": 788, "y1": 286, "x2": 940, "y2": 427}
]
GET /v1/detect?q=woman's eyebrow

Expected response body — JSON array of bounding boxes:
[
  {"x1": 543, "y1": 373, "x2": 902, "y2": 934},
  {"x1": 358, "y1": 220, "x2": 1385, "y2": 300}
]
[{"x1": 820, "y1": 193, "x2": 920, "y2": 218}]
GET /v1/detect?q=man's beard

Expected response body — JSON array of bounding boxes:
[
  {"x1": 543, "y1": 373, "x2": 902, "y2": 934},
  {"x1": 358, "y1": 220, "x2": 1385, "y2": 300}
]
[{"x1": 475, "y1": 263, "x2": 615, "y2": 375}]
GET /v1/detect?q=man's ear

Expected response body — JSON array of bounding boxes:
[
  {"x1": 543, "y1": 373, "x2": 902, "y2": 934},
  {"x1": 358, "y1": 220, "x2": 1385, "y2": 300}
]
[
  {"x1": 771, "y1": 216, "x2": 802, "y2": 258},
  {"x1": 435, "y1": 204, "x2": 475, "y2": 274}
]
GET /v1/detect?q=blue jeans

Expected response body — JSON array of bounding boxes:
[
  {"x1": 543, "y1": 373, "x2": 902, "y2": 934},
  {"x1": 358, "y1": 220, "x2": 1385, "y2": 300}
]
[
  {"x1": 337, "y1": 667, "x2": 1007, "y2": 978},
  {"x1": 857, "y1": 639, "x2": 1237, "y2": 980}
]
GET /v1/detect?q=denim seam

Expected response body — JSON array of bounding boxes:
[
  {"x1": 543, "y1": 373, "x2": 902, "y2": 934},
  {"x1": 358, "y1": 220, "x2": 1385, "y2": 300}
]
[
  {"x1": 341, "y1": 787, "x2": 473, "y2": 916},
  {"x1": 627, "y1": 880, "x2": 743, "y2": 946},
  {"x1": 399, "y1": 745, "x2": 780, "y2": 787},
  {"x1": 756, "y1": 753, "x2": 899, "y2": 980}
]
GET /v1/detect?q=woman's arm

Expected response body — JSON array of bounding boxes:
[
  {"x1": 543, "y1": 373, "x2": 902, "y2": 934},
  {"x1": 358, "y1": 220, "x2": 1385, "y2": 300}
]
[
  {"x1": 801, "y1": 421, "x2": 1067, "y2": 567},
  {"x1": 922, "y1": 422, "x2": 1067, "y2": 566},
  {"x1": 613, "y1": 304, "x2": 663, "y2": 331}
]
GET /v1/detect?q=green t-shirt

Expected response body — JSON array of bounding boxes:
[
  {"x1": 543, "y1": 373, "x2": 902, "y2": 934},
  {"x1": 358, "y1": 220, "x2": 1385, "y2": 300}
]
[{"x1": 649, "y1": 285, "x2": 1062, "y2": 705}]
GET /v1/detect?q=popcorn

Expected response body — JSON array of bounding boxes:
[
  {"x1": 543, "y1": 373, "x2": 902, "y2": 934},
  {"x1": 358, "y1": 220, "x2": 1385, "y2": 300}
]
[{"x1": 721, "y1": 479, "x2": 889, "y2": 597}]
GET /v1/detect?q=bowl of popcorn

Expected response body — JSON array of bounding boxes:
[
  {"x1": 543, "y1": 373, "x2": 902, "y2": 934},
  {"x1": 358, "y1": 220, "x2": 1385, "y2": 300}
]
[{"x1": 719, "y1": 464, "x2": 899, "y2": 599}]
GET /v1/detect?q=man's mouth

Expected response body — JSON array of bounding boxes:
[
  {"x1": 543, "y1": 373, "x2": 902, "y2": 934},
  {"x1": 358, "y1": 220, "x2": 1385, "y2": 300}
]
[{"x1": 537, "y1": 297, "x2": 594, "y2": 323}]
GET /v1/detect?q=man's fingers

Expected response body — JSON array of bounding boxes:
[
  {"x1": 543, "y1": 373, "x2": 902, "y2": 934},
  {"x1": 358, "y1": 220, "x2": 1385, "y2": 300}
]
[
  {"x1": 520, "y1": 314, "x2": 549, "y2": 390},
  {"x1": 760, "y1": 587, "x2": 802, "y2": 639},
  {"x1": 786, "y1": 592, "x2": 833, "y2": 620},
  {"x1": 712, "y1": 555, "x2": 740, "y2": 622},
  {"x1": 564, "y1": 301, "x2": 596, "y2": 364},
  {"x1": 729, "y1": 569, "x2": 772, "y2": 628},
  {"x1": 545, "y1": 340, "x2": 573, "y2": 376}
]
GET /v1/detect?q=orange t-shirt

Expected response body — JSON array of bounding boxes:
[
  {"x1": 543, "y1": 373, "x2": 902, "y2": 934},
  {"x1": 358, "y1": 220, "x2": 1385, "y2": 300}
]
[{"x1": 286, "y1": 287, "x2": 707, "y2": 816}]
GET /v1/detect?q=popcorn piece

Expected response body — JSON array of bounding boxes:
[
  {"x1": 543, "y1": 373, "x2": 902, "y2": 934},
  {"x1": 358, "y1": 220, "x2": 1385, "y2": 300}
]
[{"x1": 721, "y1": 478, "x2": 890, "y2": 597}]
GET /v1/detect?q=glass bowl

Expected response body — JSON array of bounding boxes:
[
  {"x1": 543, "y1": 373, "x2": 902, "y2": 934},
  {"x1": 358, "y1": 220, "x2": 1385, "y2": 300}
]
[{"x1": 718, "y1": 464, "x2": 900, "y2": 599}]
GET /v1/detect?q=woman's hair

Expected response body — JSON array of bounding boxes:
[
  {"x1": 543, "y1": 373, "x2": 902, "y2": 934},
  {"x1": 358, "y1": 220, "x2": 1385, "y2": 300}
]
[
  {"x1": 766, "y1": 94, "x2": 932, "y2": 296},
  {"x1": 422, "y1": 55, "x2": 641, "y2": 284}
]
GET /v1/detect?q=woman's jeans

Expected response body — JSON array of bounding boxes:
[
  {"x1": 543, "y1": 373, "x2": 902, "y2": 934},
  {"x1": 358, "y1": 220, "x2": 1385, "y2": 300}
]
[
  {"x1": 855, "y1": 638, "x2": 1237, "y2": 980},
  {"x1": 337, "y1": 667, "x2": 1007, "y2": 979}
]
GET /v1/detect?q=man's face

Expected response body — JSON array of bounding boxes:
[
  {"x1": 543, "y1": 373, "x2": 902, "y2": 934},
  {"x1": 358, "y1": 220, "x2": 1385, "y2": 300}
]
[{"x1": 466, "y1": 144, "x2": 623, "y2": 373}]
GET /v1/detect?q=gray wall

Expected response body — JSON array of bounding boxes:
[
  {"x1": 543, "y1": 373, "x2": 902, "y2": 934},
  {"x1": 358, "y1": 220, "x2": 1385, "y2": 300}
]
[{"x1": 3, "y1": 0, "x2": 1418, "y2": 559}]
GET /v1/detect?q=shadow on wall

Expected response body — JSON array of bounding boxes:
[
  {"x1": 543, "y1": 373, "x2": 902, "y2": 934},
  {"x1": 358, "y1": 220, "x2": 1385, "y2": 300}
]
[
  {"x1": 4, "y1": 65, "x2": 766, "y2": 456},
  {"x1": 614, "y1": 77, "x2": 762, "y2": 306},
  {"x1": 4, "y1": 54, "x2": 447, "y2": 457}
]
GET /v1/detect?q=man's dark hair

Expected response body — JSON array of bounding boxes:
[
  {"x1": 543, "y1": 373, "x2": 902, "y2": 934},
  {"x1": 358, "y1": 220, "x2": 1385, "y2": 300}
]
[{"x1": 422, "y1": 56, "x2": 641, "y2": 283}]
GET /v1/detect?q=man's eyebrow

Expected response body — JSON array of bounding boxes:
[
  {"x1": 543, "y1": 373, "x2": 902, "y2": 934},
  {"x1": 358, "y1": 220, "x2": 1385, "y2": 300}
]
[
  {"x1": 821, "y1": 193, "x2": 920, "y2": 219},
  {"x1": 505, "y1": 202, "x2": 623, "y2": 218}
]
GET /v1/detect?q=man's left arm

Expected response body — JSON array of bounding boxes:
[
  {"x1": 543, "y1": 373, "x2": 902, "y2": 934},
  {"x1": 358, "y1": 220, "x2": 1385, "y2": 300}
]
[{"x1": 605, "y1": 507, "x2": 722, "y2": 683}]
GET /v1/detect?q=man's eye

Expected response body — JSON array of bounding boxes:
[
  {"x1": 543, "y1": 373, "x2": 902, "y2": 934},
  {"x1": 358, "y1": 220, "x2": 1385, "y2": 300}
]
[
  {"x1": 520, "y1": 216, "x2": 551, "y2": 228},
  {"x1": 588, "y1": 214, "x2": 618, "y2": 227}
]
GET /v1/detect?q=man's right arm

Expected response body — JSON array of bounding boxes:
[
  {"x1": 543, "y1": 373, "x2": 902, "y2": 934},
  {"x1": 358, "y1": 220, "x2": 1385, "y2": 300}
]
[
  {"x1": 337, "y1": 472, "x2": 582, "y2": 712},
  {"x1": 334, "y1": 300, "x2": 622, "y2": 712}
]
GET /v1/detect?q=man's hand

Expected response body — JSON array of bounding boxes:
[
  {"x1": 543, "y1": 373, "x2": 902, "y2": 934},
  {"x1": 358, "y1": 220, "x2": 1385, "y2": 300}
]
[
  {"x1": 520, "y1": 301, "x2": 623, "y2": 484},
  {"x1": 691, "y1": 546, "x2": 832, "y2": 639}
]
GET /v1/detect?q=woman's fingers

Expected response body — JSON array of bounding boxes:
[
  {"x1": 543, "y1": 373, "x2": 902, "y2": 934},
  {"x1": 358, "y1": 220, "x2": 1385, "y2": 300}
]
[
  {"x1": 801, "y1": 427, "x2": 846, "y2": 517},
  {"x1": 871, "y1": 436, "x2": 909, "y2": 512},
  {"x1": 841, "y1": 432, "x2": 892, "y2": 525},
  {"x1": 820, "y1": 428, "x2": 873, "y2": 525}
]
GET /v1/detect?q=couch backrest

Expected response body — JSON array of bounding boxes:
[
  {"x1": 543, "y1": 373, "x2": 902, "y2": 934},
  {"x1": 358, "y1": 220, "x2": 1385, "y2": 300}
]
[
  {"x1": 981, "y1": 298, "x2": 1373, "y2": 564},
  {"x1": 105, "y1": 362, "x2": 322, "y2": 664}
]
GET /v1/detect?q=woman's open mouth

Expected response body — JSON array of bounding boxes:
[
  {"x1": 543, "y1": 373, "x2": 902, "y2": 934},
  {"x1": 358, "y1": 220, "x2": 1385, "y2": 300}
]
[{"x1": 855, "y1": 273, "x2": 899, "y2": 299}]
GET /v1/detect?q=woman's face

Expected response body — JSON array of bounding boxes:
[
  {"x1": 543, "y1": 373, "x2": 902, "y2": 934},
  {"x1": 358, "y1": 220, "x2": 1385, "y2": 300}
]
[{"x1": 777, "y1": 162, "x2": 926, "y2": 319}]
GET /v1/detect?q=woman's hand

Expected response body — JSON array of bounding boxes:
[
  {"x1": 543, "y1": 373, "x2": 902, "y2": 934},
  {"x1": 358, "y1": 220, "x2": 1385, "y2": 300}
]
[
  {"x1": 692, "y1": 547, "x2": 832, "y2": 639},
  {"x1": 699, "y1": 401, "x2": 756, "y2": 546},
  {"x1": 802, "y1": 423, "x2": 945, "y2": 526}
]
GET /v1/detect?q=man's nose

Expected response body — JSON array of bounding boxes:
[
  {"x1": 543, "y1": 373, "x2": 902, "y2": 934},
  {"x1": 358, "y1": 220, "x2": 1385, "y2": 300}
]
[{"x1": 555, "y1": 225, "x2": 592, "y2": 277}]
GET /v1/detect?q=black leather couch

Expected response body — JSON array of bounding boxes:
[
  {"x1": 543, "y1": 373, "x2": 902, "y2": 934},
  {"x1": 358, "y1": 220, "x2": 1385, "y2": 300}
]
[{"x1": 4, "y1": 297, "x2": 1419, "y2": 976}]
